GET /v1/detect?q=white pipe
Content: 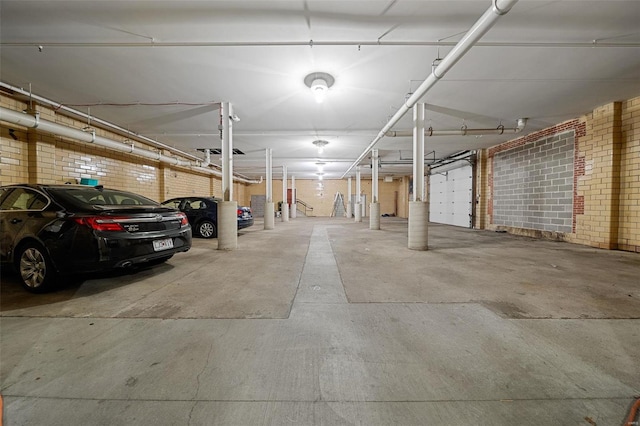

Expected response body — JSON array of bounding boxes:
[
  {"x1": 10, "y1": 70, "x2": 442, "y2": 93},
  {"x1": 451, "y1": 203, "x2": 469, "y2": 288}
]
[
  {"x1": 413, "y1": 104, "x2": 425, "y2": 202},
  {"x1": 385, "y1": 118, "x2": 527, "y2": 137},
  {"x1": 6, "y1": 40, "x2": 636, "y2": 49},
  {"x1": 371, "y1": 149, "x2": 379, "y2": 203},
  {"x1": 370, "y1": 149, "x2": 380, "y2": 230},
  {"x1": 341, "y1": 0, "x2": 518, "y2": 178},
  {"x1": 0, "y1": 106, "x2": 262, "y2": 183},
  {"x1": 221, "y1": 102, "x2": 233, "y2": 201},
  {"x1": 346, "y1": 177, "x2": 352, "y2": 218},
  {"x1": 281, "y1": 165, "x2": 289, "y2": 222},
  {"x1": 266, "y1": 148, "x2": 273, "y2": 202},
  {"x1": 356, "y1": 166, "x2": 361, "y2": 206},
  {"x1": 0, "y1": 82, "x2": 208, "y2": 163},
  {"x1": 291, "y1": 175, "x2": 296, "y2": 219}
]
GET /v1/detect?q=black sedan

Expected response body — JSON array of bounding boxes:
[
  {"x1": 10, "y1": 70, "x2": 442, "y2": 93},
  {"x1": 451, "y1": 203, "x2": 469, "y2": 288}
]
[
  {"x1": 0, "y1": 184, "x2": 192, "y2": 293},
  {"x1": 161, "y1": 196, "x2": 253, "y2": 238}
]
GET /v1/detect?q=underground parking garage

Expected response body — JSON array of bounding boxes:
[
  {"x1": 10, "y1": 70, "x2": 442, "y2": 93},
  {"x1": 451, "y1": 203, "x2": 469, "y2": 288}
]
[{"x1": 1, "y1": 1, "x2": 640, "y2": 425}]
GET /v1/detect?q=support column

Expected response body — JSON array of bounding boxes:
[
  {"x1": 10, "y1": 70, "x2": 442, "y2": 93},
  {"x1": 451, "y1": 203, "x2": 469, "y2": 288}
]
[
  {"x1": 291, "y1": 175, "x2": 297, "y2": 218},
  {"x1": 370, "y1": 148, "x2": 380, "y2": 230},
  {"x1": 346, "y1": 177, "x2": 352, "y2": 218},
  {"x1": 354, "y1": 166, "x2": 362, "y2": 222},
  {"x1": 408, "y1": 103, "x2": 428, "y2": 250},
  {"x1": 281, "y1": 165, "x2": 289, "y2": 222},
  {"x1": 218, "y1": 102, "x2": 238, "y2": 250},
  {"x1": 264, "y1": 148, "x2": 275, "y2": 230}
]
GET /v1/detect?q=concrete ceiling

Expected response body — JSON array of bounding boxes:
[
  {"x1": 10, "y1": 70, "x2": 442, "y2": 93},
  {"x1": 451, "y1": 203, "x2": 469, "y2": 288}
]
[{"x1": 1, "y1": 1, "x2": 639, "y2": 180}]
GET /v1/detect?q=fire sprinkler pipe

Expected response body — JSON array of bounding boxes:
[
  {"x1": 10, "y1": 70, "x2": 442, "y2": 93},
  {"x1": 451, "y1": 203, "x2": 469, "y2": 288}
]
[
  {"x1": 341, "y1": 0, "x2": 519, "y2": 178},
  {"x1": 0, "y1": 106, "x2": 261, "y2": 184}
]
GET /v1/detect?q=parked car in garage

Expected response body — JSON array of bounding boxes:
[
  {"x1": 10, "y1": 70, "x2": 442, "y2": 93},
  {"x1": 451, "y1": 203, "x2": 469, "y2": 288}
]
[
  {"x1": 0, "y1": 184, "x2": 192, "y2": 293},
  {"x1": 161, "y1": 196, "x2": 253, "y2": 238}
]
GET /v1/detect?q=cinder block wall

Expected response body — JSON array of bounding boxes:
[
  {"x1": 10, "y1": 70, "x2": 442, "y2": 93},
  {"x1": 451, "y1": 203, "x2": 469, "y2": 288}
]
[
  {"x1": 0, "y1": 95, "x2": 252, "y2": 205},
  {"x1": 479, "y1": 96, "x2": 640, "y2": 252},
  {"x1": 492, "y1": 131, "x2": 575, "y2": 233}
]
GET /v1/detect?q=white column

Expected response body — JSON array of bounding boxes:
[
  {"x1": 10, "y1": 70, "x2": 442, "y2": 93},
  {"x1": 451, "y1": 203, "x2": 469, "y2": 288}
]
[
  {"x1": 346, "y1": 177, "x2": 352, "y2": 218},
  {"x1": 291, "y1": 175, "x2": 296, "y2": 218},
  {"x1": 218, "y1": 102, "x2": 238, "y2": 250},
  {"x1": 354, "y1": 166, "x2": 362, "y2": 222},
  {"x1": 281, "y1": 165, "x2": 289, "y2": 222},
  {"x1": 264, "y1": 148, "x2": 275, "y2": 230},
  {"x1": 370, "y1": 148, "x2": 380, "y2": 230},
  {"x1": 408, "y1": 103, "x2": 428, "y2": 250}
]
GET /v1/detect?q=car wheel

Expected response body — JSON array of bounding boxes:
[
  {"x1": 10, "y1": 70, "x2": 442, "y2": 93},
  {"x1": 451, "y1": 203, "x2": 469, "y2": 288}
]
[
  {"x1": 15, "y1": 242, "x2": 58, "y2": 293},
  {"x1": 198, "y1": 220, "x2": 217, "y2": 238}
]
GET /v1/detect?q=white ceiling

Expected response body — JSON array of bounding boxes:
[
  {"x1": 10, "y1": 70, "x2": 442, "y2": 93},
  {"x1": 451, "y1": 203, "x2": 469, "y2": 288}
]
[{"x1": 1, "y1": 1, "x2": 639, "y2": 180}]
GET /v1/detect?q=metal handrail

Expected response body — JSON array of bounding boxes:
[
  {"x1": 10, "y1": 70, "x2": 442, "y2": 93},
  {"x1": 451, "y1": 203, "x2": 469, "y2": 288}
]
[{"x1": 295, "y1": 199, "x2": 314, "y2": 216}]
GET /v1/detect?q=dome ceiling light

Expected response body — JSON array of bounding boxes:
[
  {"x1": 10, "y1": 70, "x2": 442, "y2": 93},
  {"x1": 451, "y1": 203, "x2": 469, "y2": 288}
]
[
  {"x1": 312, "y1": 139, "x2": 329, "y2": 154},
  {"x1": 304, "y1": 72, "x2": 335, "y2": 104}
]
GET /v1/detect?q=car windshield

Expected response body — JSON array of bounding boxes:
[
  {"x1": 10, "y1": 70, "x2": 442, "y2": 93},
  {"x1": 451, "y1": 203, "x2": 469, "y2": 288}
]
[{"x1": 48, "y1": 186, "x2": 159, "y2": 208}]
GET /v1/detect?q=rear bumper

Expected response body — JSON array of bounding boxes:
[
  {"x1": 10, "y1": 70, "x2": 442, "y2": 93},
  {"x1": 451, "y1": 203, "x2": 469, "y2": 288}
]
[
  {"x1": 52, "y1": 227, "x2": 192, "y2": 273},
  {"x1": 238, "y1": 218, "x2": 254, "y2": 230}
]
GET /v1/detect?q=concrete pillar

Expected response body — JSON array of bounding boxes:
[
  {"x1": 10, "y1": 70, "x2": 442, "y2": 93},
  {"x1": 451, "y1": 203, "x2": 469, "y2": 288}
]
[
  {"x1": 355, "y1": 166, "x2": 362, "y2": 222},
  {"x1": 346, "y1": 177, "x2": 352, "y2": 218},
  {"x1": 370, "y1": 202, "x2": 380, "y2": 230},
  {"x1": 370, "y1": 148, "x2": 380, "y2": 230},
  {"x1": 408, "y1": 201, "x2": 429, "y2": 250},
  {"x1": 282, "y1": 165, "x2": 289, "y2": 222},
  {"x1": 218, "y1": 201, "x2": 239, "y2": 250},
  {"x1": 218, "y1": 102, "x2": 237, "y2": 250},
  {"x1": 291, "y1": 175, "x2": 296, "y2": 218},
  {"x1": 408, "y1": 103, "x2": 427, "y2": 250},
  {"x1": 264, "y1": 203, "x2": 275, "y2": 229},
  {"x1": 264, "y1": 148, "x2": 274, "y2": 230}
]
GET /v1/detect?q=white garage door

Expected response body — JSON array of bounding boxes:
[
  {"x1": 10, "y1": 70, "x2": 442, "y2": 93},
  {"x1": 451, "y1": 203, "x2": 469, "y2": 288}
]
[{"x1": 429, "y1": 162, "x2": 473, "y2": 228}]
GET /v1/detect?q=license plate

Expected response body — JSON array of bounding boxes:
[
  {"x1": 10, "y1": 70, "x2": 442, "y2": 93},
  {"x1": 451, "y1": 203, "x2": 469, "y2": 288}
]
[{"x1": 153, "y1": 238, "x2": 174, "y2": 252}]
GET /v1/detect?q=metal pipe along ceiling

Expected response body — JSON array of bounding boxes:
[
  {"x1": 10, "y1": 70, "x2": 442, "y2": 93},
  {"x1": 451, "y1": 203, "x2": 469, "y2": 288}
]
[
  {"x1": 0, "y1": 106, "x2": 260, "y2": 184},
  {"x1": 385, "y1": 118, "x2": 527, "y2": 137},
  {"x1": 0, "y1": 82, "x2": 207, "y2": 163},
  {"x1": 341, "y1": 0, "x2": 519, "y2": 178}
]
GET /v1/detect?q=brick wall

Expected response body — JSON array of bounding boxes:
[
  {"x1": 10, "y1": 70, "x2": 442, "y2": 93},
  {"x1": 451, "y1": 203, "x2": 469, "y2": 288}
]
[{"x1": 618, "y1": 98, "x2": 640, "y2": 251}]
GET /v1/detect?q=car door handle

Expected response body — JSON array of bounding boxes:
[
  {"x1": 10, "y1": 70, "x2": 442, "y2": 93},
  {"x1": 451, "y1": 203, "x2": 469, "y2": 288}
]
[{"x1": 10, "y1": 218, "x2": 22, "y2": 224}]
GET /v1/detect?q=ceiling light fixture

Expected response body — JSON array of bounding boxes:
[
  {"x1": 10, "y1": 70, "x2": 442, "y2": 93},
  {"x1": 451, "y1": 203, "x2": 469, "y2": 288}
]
[
  {"x1": 304, "y1": 72, "x2": 335, "y2": 104},
  {"x1": 312, "y1": 139, "x2": 329, "y2": 154}
]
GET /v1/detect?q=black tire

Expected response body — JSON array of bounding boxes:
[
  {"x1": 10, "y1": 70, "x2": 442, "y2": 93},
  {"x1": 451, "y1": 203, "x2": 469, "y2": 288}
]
[
  {"x1": 197, "y1": 220, "x2": 217, "y2": 238},
  {"x1": 15, "y1": 242, "x2": 58, "y2": 293}
]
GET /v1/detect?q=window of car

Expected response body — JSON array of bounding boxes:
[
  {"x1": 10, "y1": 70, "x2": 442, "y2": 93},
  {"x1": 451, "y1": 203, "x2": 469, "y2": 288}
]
[
  {"x1": 0, "y1": 188, "x2": 49, "y2": 211},
  {"x1": 190, "y1": 200, "x2": 207, "y2": 210},
  {"x1": 162, "y1": 199, "x2": 182, "y2": 209},
  {"x1": 48, "y1": 187, "x2": 158, "y2": 208}
]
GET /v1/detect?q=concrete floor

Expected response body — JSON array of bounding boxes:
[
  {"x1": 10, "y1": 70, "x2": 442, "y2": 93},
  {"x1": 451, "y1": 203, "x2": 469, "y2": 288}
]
[{"x1": 1, "y1": 217, "x2": 639, "y2": 425}]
